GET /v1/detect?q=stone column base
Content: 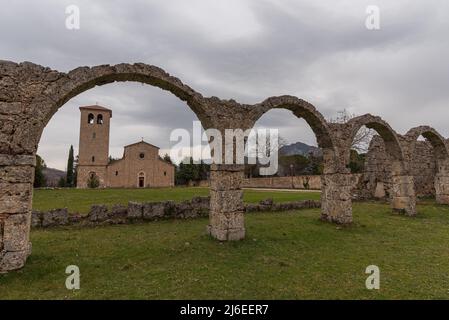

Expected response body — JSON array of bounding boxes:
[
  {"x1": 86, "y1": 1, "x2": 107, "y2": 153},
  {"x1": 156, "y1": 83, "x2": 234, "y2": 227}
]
[
  {"x1": 391, "y1": 175, "x2": 416, "y2": 216},
  {"x1": 207, "y1": 224, "x2": 245, "y2": 241},
  {"x1": 435, "y1": 175, "x2": 449, "y2": 205},
  {"x1": 208, "y1": 165, "x2": 245, "y2": 241},
  {"x1": 0, "y1": 242, "x2": 32, "y2": 273},
  {"x1": 320, "y1": 173, "x2": 353, "y2": 224}
]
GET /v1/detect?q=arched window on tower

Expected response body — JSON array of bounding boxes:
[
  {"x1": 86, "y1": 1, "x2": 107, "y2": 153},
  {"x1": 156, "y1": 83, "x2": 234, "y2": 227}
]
[
  {"x1": 92, "y1": 156, "x2": 95, "y2": 163},
  {"x1": 97, "y1": 114, "x2": 103, "y2": 124},
  {"x1": 88, "y1": 113, "x2": 94, "y2": 124}
]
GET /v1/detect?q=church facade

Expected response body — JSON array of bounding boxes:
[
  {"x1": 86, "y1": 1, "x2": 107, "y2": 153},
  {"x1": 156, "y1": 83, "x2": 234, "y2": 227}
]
[{"x1": 76, "y1": 105, "x2": 175, "y2": 188}]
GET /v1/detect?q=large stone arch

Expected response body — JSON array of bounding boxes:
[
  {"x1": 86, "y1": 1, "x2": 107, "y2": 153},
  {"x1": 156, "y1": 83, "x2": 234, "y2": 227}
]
[
  {"x1": 248, "y1": 96, "x2": 335, "y2": 150},
  {"x1": 0, "y1": 61, "x2": 247, "y2": 271},
  {"x1": 246, "y1": 96, "x2": 352, "y2": 223},
  {"x1": 406, "y1": 126, "x2": 449, "y2": 204},
  {"x1": 342, "y1": 114, "x2": 416, "y2": 216}
]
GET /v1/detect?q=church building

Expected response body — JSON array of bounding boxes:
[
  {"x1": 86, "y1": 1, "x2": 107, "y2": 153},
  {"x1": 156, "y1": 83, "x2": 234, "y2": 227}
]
[{"x1": 76, "y1": 105, "x2": 175, "y2": 188}]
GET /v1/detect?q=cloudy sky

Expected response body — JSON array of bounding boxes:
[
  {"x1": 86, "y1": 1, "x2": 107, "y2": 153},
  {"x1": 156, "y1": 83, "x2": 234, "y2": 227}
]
[{"x1": 1, "y1": 0, "x2": 448, "y2": 169}]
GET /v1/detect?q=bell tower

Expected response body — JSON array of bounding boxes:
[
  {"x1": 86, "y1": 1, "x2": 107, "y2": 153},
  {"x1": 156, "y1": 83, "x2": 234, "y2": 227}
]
[{"x1": 77, "y1": 105, "x2": 112, "y2": 188}]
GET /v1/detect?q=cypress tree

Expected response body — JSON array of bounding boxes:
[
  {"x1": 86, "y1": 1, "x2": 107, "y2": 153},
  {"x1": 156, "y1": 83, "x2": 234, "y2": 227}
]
[{"x1": 66, "y1": 145, "x2": 75, "y2": 187}]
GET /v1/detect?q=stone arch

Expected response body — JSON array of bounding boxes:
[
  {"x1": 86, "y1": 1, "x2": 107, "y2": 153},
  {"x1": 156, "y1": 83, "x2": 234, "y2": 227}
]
[
  {"x1": 345, "y1": 114, "x2": 405, "y2": 167},
  {"x1": 405, "y1": 126, "x2": 449, "y2": 160},
  {"x1": 246, "y1": 96, "x2": 348, "y2": 223},
  {"x1": 406, "y1": 126, "x2": 449, "y2": 204},
  {"x1": 34, "y1": 63, "x2": 212, "y2": 148},
  {"x1": 344, "y1": 114, "x2": 416, "y2": 216},
  {"x1": 248, "y1": 96, "x2": 335, "y2": 151},
  {"x1": 0, "y1": 61, "x2": 231, "y2": 272}
]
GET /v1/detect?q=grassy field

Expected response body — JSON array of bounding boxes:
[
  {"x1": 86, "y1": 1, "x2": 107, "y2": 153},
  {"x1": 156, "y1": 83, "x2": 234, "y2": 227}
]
[
  {"x1": 32, "y1": 187, "x2": 321, "y2": 213},
  {"x1": 2, "y1": 200, "x2": 449, "y2": 299}
]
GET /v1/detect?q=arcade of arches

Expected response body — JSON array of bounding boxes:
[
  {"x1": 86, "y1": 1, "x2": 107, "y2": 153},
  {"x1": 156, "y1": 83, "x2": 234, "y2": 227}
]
[{"x1": 1, "y1": 60, "x2": 449, "y2": 272}]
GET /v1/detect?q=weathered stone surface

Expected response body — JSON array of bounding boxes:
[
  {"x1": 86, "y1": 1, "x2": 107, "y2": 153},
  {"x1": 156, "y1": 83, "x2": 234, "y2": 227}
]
[
  {"x1": 210, "y1": 169, "x2": 243, "y2": 191},
  {"x1": 0, "y1": 154, "x2": 36, "y2": 166},
  {"x1": 42, "y1": 208, "x2": 69, "y2": 227},
  {"x1": 2, "y1": 213, "x2": 30, "y2": 251},
  {"x1": 0, "y1": 166, "x2": 34, "y2": 183},
  {"x1": 0, "y1": 248, "x2": 30, "y2": 272},
  {"x1": 31, "y1": 211, "x2": 42, "y2": 228},
  {"x1": 143, "y1": 202, "x2": 167, "y2": 220},
  {"x1": 127, "y1": 202, "x2": 143, "y2": 219},
  {"x1": 0, "y1": 183, "x2": 32, "y2": 214},
  {"x1": 110, "y1": 204, "x2": 127, "y2": 218},
  {"x1": 210, "y1": 190, "x2": 244, "y2": 213},
  {"x1": 1, "y1": 59, "x2": 448, "y2": 272},
  {"x1": 88, "y1": 205, "x2": 109, "y2": 222}
]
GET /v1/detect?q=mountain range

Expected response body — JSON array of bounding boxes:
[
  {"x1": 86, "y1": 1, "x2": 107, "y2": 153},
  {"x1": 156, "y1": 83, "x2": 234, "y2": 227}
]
[{"x1": 279, "y1": 141, "x2": 322, "y2": 157}]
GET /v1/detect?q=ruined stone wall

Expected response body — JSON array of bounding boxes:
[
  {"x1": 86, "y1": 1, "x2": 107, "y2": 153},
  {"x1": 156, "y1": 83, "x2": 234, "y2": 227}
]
[
  {"x1": 191, "y1": 176, "x2": 323, "y2": 190},
  {"x1": 31, "y1": 197, "x2": 321, "y2": 228},
  {"x1": 242, "y1": 176, "x2": 322, "y2": 190},
  {"x1": 357, "y1": 136, "x2": 437, "y2": 199}
]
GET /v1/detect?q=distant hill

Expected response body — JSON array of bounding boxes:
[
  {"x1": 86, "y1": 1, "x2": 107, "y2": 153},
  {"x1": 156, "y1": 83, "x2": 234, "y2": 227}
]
[
  {"x1": 42, "y1": 167, "x2": 66, "y2": 187},
  {"x1": 279, "y1": 141, "x2": 322, "y2": 157}
]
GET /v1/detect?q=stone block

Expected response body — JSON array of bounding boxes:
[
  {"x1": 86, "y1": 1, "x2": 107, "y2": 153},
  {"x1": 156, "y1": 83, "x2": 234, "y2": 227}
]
[
  {"x1": 0, "y1": 154, "x2": 36, "y2": 166},
  {"x1": 436, "y1": 194, "x2": 449, "y2": 205},
  {"x1": 321, "y1": 198, "x2": 352, "y2": 224},
  {"x1": 209, "y1": 210, "x2": 244, "y2": 231},
  {"x1": 110, "y1": 204, "x2": 127, "y2": 218},
  {"x1": 392, "y1": 196, "x2": 416, "y2": 216},
  {"x1": 143, "y1": 202, "x2": 167, "y2": 220},
  {"x1": 0, "y1": 166, "x2": 34, "y2": 183},
  {"x1": 42, "y1": 208, "x2": 69, "y2": 227},
  {"x1": 127, "y1": 201, "x2": 143, "y2": 219},
  {"x1": 31, "y1": 211, "x2": 42, "y2": 228},
  {"x1": 0, "y1": 182, "x2": 32, "y2": 214},
  {"x1": 210, "y1": 190, "x2": 244, "y2": 213},
  {"x1": 0, "y1": 248, "x2": 30, "y2": 272},
  {"x1": 210, "y1": 170, "x2": 242, "y2": 191},
  {"x1": 88, "y1": 205, "x2": 109, "y2": 222},
  {"x1": 207, "y1": 224, "x2": 245, "y2": 241},
  {"x1": 3, "y1": 213, "x2": 30, "y2": 251}
]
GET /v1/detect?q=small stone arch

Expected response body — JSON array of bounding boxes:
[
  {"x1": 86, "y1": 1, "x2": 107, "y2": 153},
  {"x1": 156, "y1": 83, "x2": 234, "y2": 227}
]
[
  {"x1": 248, "y1": 96, "x2": 335, "y2": 151},
  {"x1": 405, "y1": 126, "x2": 449, "y2": 161},
  {"x1": 343, "y1": 114, "x2": 416, "y2": 216},
  {"x1": 247, "y1": 96, "x2": 347, "y2": 223},
  {"x1": 345, "y1": 114, "x2": 405, "y2": 166},
  {"x1": 406, "y1": 126, "x2": 449, "y2": 204}
]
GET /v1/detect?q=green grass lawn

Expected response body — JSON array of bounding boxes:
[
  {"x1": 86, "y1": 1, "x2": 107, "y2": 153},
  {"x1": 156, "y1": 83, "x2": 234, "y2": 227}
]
[
  {"x1": 32, "y1": 187, "x2": 321, "y2": 213},
  {"x1": 2, "y1": 201, "x2": 449, "y2": 299}
]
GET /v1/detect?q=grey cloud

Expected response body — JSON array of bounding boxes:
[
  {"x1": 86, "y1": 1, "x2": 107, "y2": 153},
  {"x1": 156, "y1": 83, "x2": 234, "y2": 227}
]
[{"x1": 1, "y1": 0, "x2": 448, "y2": 169}]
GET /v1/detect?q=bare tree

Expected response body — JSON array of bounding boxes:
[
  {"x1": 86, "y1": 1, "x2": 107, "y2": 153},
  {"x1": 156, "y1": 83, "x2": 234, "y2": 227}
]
[{"x1": 329, "y1": 109, "x2": 375, "y2": 153}]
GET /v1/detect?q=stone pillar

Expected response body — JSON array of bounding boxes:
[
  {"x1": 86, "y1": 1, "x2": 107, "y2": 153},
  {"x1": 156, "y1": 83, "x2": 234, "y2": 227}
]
[
  {"x1": 435, "y1": 161, "x2": 449, "y2": 205},
  {"x1": 207, "y1": 164, "x2": 245, "y2": 241},
  {"x1": 320, "y1": 173, "x2": 353, "y2": 224},
  {"x1": 0, "y1": 155, "x2": 34, "y2": 272},
  {"x1": 391, "y1": 175, "x2": 416, "y2": 216}
]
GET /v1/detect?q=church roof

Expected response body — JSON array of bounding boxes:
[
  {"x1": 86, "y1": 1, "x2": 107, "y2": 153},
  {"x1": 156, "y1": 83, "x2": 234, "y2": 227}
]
[
  {"x1": 124, "y1": 140, "x2": 160, "y2": 150},
  {"x1": 79, "y1": 105, "x2": 112, "y2": 117}
]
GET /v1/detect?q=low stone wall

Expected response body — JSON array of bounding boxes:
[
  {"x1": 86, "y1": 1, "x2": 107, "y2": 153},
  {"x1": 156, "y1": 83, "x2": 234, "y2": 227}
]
[
  {"x1": 242, "y1": 176, "x2": 322, "y2": 190},
  {"x1": 188, "y1": 176, "x2": 322, "y2": 190},
  {"x1": 31, "y1": 197, "x2": 321, "y2": 228}
]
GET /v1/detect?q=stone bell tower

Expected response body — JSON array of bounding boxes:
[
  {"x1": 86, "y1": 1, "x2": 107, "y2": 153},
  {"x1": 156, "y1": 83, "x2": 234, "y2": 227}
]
[{"x1": 77, "y1": 105, "x2": 112, "y2": 188}]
